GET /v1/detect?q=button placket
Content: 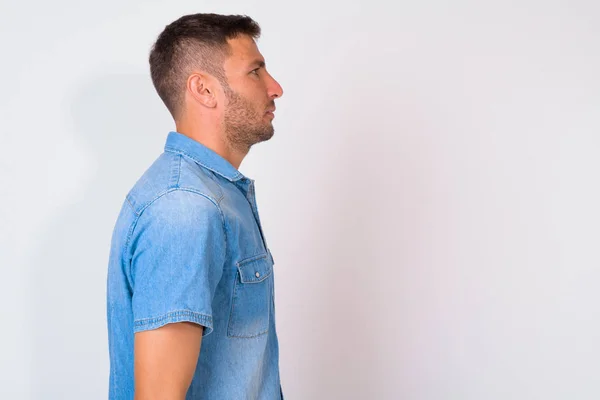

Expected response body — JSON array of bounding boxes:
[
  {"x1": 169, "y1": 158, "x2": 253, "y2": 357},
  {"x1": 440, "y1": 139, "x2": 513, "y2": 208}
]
[{"x1": 247, "y1": 181, "x2": 269, "y2": 252}]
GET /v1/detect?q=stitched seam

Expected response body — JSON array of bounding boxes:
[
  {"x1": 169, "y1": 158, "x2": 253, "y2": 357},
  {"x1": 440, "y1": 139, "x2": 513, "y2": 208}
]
[
  {"x1": 229, "y1": 329, "x2": 269, "y2": 338},
  {"x1": 237, "y1": 253, "x2": 269, "y2": 267},
  {"x1": 125, "y1": 195, "x2": 136, "y2": 214},
  {"x1": 134, "y1": 309, "x2": 212, "y2": 326},
  {"x1": 165, "y1": 146, "x2": 243, "y2": 182},
  {"x1": 136, "y1": 188, "x2": 219, "y2": 216},
  {"x1": 227, "y1": 271, "x2": 240, "y2": 336},
  {"x1": 122, "y1": 196, "x2": 141, "y2": 285},
  {"x1": 124, "y1": 212, "x2": 142, "y2": 286},
  {"x1": 175, "y1": 154, "x2": 182, "y2": 188},
  {"x1": 133, "y1": 310, "x2": 213, "y2": 330},
  {"x1": 205, "y1": 169, "x2": 225, "y2": 203}
]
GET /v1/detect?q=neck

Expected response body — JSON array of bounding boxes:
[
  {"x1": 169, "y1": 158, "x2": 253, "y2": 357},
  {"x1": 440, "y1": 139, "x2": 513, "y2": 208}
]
[{"x1": 175, "y1": 117, "x2": 247, "y2": 170}]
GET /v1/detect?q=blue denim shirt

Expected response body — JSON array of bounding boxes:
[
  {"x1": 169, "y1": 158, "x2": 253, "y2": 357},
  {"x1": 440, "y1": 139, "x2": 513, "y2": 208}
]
[{"x1": 107, "y1": 131, "x2": 283, "y2": 399}]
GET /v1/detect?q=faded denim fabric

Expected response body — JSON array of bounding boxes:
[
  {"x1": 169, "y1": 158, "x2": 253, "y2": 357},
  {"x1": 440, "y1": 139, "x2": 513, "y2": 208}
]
[{"x1": 107, "y1": 131, "x2": 283, "y2": 399}]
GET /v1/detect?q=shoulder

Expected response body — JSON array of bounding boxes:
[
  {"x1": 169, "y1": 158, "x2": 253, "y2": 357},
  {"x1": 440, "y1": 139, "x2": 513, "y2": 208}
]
[
  {"x1": 125, "y1": 151, "x2": 224, "y2": 216},
  {"x1": 129, "y1": 189, "x2": 225, "y2": 249}
]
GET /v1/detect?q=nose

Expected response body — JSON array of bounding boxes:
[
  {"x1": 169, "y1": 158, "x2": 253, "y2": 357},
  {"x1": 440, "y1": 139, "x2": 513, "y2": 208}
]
[{"x1": 267, "y1": 74, "x2": 284, "y2": 99}]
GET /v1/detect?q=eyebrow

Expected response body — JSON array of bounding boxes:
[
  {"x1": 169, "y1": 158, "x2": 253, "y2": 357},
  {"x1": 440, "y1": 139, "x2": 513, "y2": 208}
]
[{"x1": 249, "y1": 59, "x2": 266, "y2": 69}]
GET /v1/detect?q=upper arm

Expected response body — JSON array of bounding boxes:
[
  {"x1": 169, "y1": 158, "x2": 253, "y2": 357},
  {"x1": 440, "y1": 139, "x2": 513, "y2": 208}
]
[
  {"x1": 128, "y1": 190, "x2": 226, "y2": 397},
  {"x1": 130, "y1": 189, "x2": 226, "y2": 335},
  {"x1": 134, "y1": 322, "x2": 203, "y2": 400}
]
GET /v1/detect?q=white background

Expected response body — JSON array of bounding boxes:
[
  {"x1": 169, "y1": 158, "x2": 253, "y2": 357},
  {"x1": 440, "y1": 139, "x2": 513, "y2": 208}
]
[{"x1": 1, "y1": 1, "x2": 599, "y2": 399}]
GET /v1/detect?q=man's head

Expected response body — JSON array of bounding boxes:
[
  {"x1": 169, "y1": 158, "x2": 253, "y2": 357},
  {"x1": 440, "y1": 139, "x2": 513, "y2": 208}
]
[{"x1": 149, "y1": 14, "x2": 283, "y2": 151}]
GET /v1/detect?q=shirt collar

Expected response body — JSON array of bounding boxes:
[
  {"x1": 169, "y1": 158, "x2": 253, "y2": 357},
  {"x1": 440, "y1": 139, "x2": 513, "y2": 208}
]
[{"x1": 164, "y1": 131, "x2": 246, "y2": 182}]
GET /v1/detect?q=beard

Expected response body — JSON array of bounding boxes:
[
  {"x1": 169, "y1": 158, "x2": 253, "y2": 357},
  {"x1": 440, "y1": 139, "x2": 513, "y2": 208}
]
[{"x1": 223, "y1": 86, "x2": 274, "y2": 151}]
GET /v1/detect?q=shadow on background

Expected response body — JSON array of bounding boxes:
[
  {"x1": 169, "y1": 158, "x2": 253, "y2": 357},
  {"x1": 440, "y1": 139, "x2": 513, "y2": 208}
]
[{"x1": 30, "y1": 73, "x2": 170, "y2": 399}]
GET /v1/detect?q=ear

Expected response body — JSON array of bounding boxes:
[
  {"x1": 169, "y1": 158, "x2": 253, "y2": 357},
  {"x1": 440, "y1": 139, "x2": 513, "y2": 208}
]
[{"x1": 187, "y1": 73, "x2": 217, "y2": 108}]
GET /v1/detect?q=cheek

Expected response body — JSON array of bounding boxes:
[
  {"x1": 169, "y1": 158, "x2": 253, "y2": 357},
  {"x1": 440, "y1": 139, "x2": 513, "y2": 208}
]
[
  {"x1": 248, "y1": 79, "x2": 270, "y2": 100},
  {"x1": 235, "y1": 82, "x2": 268, "y2": 114}
]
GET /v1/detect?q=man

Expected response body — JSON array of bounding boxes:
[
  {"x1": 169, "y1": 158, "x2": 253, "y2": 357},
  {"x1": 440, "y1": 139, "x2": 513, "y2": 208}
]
[{"x1": 106, "y1": 13, "x2": 284, "y2": 400}]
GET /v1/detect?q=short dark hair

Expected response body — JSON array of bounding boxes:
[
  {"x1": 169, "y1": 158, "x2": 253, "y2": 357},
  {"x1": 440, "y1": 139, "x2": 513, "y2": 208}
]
[{"x1": 149, "y1": 13, "x2": 261, "y2": 119}]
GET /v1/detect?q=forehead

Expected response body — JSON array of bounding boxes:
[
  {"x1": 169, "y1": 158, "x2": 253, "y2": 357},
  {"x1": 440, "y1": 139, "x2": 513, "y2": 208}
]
[{"x1": 224, "y1": 35, "x2": 264, "y2": 68}]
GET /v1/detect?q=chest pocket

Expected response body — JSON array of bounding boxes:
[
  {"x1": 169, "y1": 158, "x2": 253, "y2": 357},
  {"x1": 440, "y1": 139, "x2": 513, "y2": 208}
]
[{"x1": 227, "y1": 253, "x2": 273, "y2": 338}]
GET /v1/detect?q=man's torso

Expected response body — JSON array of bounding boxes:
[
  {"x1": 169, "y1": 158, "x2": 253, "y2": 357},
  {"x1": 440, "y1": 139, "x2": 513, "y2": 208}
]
[{"x1": 107, "y1": 131, "x2": 282, "y2": 399}]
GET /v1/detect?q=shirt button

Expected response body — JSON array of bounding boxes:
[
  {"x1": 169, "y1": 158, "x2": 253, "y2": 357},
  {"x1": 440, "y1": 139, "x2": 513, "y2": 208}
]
[{"x1": 255, "y1": 272, "x2": 260, "y2": 278}]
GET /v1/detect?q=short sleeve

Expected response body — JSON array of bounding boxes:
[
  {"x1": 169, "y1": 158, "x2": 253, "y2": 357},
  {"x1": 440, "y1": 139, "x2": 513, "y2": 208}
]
[{"x1": 129, "y1": 189, "x2": 226, "y2": 336}]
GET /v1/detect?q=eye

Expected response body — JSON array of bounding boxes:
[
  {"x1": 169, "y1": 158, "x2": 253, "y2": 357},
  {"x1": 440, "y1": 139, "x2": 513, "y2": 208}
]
[{"x1": 250, "y1": 68, "x2": 260, "y2": 76}]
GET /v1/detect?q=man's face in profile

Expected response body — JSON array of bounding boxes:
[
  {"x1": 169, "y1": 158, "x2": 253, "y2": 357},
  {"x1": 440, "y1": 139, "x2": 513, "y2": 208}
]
[{"x1": 221, "y1": 35, "x2": 283, "y2": 149}]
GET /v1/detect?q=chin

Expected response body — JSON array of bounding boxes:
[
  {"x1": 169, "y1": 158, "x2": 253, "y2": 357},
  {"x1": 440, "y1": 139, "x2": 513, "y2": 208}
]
[{"x1": 255, "y1": 128, "x2": 274, "y2": 144}]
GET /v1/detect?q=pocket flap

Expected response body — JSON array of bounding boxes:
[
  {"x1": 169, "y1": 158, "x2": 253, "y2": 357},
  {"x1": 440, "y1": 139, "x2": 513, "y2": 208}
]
[{"x1": 236, "y1": 254, "x2": 273, "y2": 283}]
